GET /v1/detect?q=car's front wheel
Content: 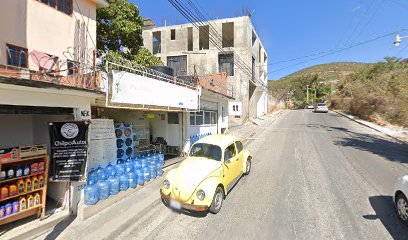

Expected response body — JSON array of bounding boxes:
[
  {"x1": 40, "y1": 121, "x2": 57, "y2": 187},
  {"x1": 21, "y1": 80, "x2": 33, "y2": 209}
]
[
  {"x1": 244, "y1": 157, "x2": 251, "y2": 175},
  {"x1": 209, "y1": 186, "x2": 224, "y2": 214},
  {"x1": 396, "y1": 193, "x2": 408, "y2": 226}
]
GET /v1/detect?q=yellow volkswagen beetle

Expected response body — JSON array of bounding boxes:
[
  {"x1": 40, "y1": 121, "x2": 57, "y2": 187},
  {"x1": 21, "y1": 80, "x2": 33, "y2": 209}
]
[{"x1": 160, "y1": 134, "x2": 252, "y2": 214}]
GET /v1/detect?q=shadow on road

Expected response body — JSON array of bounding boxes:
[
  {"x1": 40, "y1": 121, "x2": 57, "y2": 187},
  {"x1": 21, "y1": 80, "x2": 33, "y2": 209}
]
[
  {"x1": 363, "y1": 196, "x2": 408, "y2": 240},
  {"x1": 43, "y1": 215, "x2": 76, "y2": 240},
  {"x1": 302, "y1": 123, "x2": 408, "y2": 164}
]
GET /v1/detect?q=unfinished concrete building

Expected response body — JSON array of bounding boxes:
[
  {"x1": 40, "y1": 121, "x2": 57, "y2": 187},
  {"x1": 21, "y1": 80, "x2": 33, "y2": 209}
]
[{"x1": 142, "y1": 16, "x2": 268, "y2": 126}]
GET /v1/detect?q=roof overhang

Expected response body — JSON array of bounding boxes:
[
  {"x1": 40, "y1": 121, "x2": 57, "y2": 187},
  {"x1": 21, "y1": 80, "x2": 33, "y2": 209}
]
[{"x1": 91, "y1": 0, "x2": 109, "y2": 9}]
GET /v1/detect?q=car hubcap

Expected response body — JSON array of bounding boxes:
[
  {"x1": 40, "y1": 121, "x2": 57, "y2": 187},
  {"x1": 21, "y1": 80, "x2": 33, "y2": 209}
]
[
  {"x1": 246, "y1": 160, "x2": 251, "y2": 173},
  {"x1": 214, "y1": 191, "x2": 222, "y2": 210},
  {"x1": 397, "y1": 197, "x2": 408, "y2": 221}
]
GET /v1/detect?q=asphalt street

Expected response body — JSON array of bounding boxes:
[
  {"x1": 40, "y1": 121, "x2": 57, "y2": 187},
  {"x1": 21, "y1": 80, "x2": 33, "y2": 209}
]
[{"x1": 116, "y1": 110, "x2": 408, "y2": 240}]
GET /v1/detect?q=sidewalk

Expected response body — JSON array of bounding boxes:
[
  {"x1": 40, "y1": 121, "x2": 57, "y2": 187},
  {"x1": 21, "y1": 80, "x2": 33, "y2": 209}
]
[
  {"x1": 4, "y1": 112, "x2": 283, "y2": 240},
  {"x1": 334, "y1": 110, "x2": 408, "y2": 143}
]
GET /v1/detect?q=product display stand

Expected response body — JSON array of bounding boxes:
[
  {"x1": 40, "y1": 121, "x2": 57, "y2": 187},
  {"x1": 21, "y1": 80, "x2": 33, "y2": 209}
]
[{"x1": 0, "y1": 156, "x2": 49, "y2": 225}]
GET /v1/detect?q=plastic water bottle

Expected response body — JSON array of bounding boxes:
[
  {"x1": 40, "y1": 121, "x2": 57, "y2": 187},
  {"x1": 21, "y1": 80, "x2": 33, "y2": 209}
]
[
  {"x1": 134, "y1": 159, "x2": 142, "y2": 170},
  {"x1": 127, "y1": 171, "x2": 137, "y2": 188},
  {"x1": 106, "y1": 162, "x2": 117, "y2": 177},
  {"x1": 143, "y1": 165, "x2": 151, "y2": 182},
  {"x1": 87, "y1": 168, "x2": 98, "y2": 185},
  {"x1": 97, "y1": 180, "x2": 110, "y2": 200},
  {"x1": 108, "y1": 175, "x2": 119, "y2": 195},
  {"x1": 156, "y1": 162, "x2": 164, "y2": 176},
  {"x1": 158, "y1": 152, "x2": 164, "y2": 165},
  {"x1": 84, "y1": 184, "x2": 99, "y2": 205},
  {"x1": 119, "y1": 173, "x2": 129, "y2": 191},
  {"x1": 149, "y1": 164, "x2": 157, "y2": 179},
  {"x1": 140, "y1": 154, "x2": 147, "y2": 168},
  {"x1": 96, "y1": 165, "x2": 108, "y2": 181},
  {"x1": 125, "y1": 158, "x2": 134, "y2": 173},
  {"x1": 136, "y1": 168, "x2": 144, "y2": 186},
  {"x1": 116, "y1": 162, "x2": 125, "y2": 175}
]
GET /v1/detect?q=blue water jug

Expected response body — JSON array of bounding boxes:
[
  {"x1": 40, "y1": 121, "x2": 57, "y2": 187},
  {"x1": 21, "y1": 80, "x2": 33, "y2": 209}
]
[
  {"x1": 149, "y1": 164, "x2": 157, "y2": 179},
  {"x1": 156, "y1": 162, "x2": 164, "y2": 176},
  {"x1": 141, "y1": 155, "x2": 147, "y2": 169},
  {"x1": 119, "y1": 173, "x2": 129, "y2": 191},
  {"x1": 84, "y1": 184, "x2": 99, "y2": 205},
  {"x1": 143, "y1": 165, "x2": 151, "y2": 182},
  {"x1": 116, "y1": 162, "x2": 125, "y2": 175},
  {"x1": 96, "y1": 165, "x2": 108, "y2": 181},
  {"x1": 159, "y1": 152, "x2": 164, "y2": 164},
  {"x1": 127, "y1": 172, "x2": 137, "y2": 188},
  {"x1": 97, "y1": 180, "x2": 110, "y2": 200},
  {"x1": 134, "y1": 160, "x2": 142, "y2": 171},
  {"x1": 108, "y1": 175, "x2": 119, "y2": 195},
  {"x1": 125, "y1": 158, "x2": 134, "y2": 173},
  {"x1": 106, "y1": 162, "x2": 117, "y2": 177},
  {"x1": 136, "y1": 168, "x2": 144, "y2": 186},
  {"x1": 87, "y1": 168, "x2": 98, "y2": 185}
]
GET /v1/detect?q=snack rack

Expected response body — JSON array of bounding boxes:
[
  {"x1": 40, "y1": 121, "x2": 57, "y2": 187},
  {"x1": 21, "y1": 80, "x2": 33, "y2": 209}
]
[{"x1": 0, "y1": 154, "x2": 49, "y2": 226}]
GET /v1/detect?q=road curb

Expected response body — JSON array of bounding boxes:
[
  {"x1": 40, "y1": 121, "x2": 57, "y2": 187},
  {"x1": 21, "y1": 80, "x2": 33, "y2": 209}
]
[{"x1": 333, "y1": 110, "x2": 407, "y2": 144}]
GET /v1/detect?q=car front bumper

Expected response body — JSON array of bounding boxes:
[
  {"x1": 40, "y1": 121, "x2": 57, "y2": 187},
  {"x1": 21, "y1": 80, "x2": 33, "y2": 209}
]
[{"x1": 160, "y1": 189, "x2": 208, "y2": 212}]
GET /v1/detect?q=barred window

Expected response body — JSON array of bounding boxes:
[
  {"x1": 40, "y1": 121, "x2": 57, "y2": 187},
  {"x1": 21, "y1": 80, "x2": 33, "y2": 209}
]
[{"x1": 218, "y1": 53, "x2": 234, "y2": 76}]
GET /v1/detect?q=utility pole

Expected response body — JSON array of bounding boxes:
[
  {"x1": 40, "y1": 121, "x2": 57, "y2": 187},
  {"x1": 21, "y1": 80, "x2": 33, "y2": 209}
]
[{"x1": 306, "y1": 85, "x2": 309, "y2": 104}]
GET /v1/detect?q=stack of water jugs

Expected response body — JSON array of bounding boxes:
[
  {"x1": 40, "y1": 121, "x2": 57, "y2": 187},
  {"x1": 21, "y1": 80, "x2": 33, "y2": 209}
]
[
  {"x1": 84, "y1": 151, "x2": 165, "y2": 205},
  {"x1": 190, "y1": 132, "x2": 212, "y2": 145}
]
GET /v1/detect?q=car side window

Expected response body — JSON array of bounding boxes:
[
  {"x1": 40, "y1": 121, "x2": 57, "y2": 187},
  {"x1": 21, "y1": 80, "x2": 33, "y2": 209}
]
[
  {"x1": 235, "y1": 141, "x2": 243, "y2": 153},
  {"x1": 224, "y1": 143, "x2": 237, "y2": 161}
]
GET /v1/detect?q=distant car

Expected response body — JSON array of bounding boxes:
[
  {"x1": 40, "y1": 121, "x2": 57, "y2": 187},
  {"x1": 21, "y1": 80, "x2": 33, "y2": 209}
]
[
  {"x1": 160, "y1": 134, "x2": 252, "y2": 214},
  {"x1": 305, "y1": 105, "x2": 314, "y2": 109},
  {"x1": 394, "y1": 175, "x2": 408, "y2": 226},
  {"x1": 314, "y1": 103, "x2": 328, "y2": 113}
]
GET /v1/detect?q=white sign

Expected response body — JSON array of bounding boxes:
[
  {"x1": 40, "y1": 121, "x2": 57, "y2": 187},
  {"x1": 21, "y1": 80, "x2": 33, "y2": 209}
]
[
  {"x1": 229, "y1": 101, "x2": 242, "y2": 116},
  {"x1": 111, "y1": 71, "x2": 199, "y2": 110},
  {"x1": 87, "y1": 119, "x2": 116, "y2": 170}
]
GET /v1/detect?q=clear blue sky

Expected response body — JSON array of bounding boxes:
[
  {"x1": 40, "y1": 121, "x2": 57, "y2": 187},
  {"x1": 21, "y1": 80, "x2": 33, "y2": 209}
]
[{"x1": 133, "y1": 0, "x2": 408, "y2": 79}]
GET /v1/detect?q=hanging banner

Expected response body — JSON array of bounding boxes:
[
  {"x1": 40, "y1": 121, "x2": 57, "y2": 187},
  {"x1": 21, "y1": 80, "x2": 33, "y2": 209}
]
[{"x1": 49, "y1": 121, "x2": 89, "y2": 181}]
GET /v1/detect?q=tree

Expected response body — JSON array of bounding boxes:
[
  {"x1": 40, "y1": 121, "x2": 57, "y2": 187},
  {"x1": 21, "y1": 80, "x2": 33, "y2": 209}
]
[{"x1": 97, "y1": 0, "x2": 162, "y2": 66}]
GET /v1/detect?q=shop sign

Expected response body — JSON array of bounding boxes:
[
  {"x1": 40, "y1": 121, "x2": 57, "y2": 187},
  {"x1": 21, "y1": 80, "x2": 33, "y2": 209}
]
[{"x1": 49, "y1": 121, "x2": 89, "y2": 181}]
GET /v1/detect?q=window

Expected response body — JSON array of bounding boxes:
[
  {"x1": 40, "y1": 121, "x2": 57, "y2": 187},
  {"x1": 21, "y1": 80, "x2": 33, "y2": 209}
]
[
  {"x1": 224, "y1": 143, "x2": 237, "y2": 161},
  {"x1": 199, "y1": 25, "x2": 209, "y2": 50},
  {"x1": 38, "y1": 0, "x2": 72, "y2": 15},
  {"x1": 6, "y1": 44, "x2": 28, "y2": 68},
  {"x1": 190, "y1": 143, "x2": 222, "y2": 161},
  {"x1": 153, "y1": 31, "x2": 161, "y2": 54},
  {"x1": 196, "y1": 111, "x2": 203, "y2": 125},
  {"x1": 168, "y1": 113, "x2": 179, "y2": 124},
  {"x1": 167, "y1": 55, "x2": 187, "y2": 76},
  {"x1": 171, "y1": 29, "x2": 176, "y2": 40},
  {"x1": 190, "y1": 114, "x2": 196, "y2": 125},
  {"x1": 219, "y1": 54, "x2": 234, "y2": 76},
  {"x1": 67, "y1": 60, "x2": 79, "y2": 75},
  {"x1": 235, "y1": 141, "x2": 243, "y2": 153},
  {"x1": 222, "y1": 22, "x2": 234, "y2": 48},
  {"x1": 211, "y1": 112, "x2": 217, "y2": 124},
  {"x1": 187, "y1": 27, "x2": 193, "y2": 51}
]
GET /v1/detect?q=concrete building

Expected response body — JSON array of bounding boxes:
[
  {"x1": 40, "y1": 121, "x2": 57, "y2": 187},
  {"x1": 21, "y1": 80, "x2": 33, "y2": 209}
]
[
  {"x1": 0, "y1": 0, "x2": 108, "y2": 216},
  {"x1": 142, "y1": 16, "x2": 268, "y2": 126}
]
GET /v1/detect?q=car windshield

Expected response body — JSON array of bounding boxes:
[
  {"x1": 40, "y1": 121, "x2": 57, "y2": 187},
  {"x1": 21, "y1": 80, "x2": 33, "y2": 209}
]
[{"x1": 190, "y1": 143, "x2": 222, "y2": 161}]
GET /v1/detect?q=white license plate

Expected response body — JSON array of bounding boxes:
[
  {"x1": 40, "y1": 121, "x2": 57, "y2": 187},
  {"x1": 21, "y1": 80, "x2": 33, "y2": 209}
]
[{"x1": 169, "y1": 199, "x2": 182, "y2": 210}]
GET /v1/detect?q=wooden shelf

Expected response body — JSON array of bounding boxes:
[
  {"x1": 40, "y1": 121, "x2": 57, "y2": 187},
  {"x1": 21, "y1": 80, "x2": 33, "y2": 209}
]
[
  {"x1": 0, "y1": 206, "x2": 41, "y2": 225},
  {"x1": 0, "y1": 171, "x2": 45, "y2": 184},
  {"x1": 0, "y1": 187, "x2": 44, "y2": 202},
  {"x1": 0, "y1": 155, "x2": 47, "y2": 165}
]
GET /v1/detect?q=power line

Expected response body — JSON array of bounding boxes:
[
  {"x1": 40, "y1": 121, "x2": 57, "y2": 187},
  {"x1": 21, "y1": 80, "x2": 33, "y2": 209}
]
[{"x1": 269, "y1": 29, "x2": 407, "y2": 74}]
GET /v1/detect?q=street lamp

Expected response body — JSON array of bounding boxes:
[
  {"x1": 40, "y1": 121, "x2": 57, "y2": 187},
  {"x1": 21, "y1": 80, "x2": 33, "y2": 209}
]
[{"x1": 394, "y1": 34, "x2": 408, "y2": 47}]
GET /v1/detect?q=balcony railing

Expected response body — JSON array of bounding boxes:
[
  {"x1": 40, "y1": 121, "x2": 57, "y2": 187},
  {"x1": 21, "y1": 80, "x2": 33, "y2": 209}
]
[{"x1": 0, "y1": 64, "x2": 102, "y2": 91}]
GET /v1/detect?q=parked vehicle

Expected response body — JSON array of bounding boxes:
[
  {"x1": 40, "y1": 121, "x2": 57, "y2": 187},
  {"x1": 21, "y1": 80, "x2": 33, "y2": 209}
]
[
  {"x1": 394, "y1": 175, "x2": 408, "y2": 226},
  {"x1": 160, "y1": 134, "x2": 252, "y2": 214},
  {"x1": 305, "y1": 105, "x2": 314, "y2": 109},
  {"x1": 314, "y1": 103, "x2": 329, "y2": 113}
]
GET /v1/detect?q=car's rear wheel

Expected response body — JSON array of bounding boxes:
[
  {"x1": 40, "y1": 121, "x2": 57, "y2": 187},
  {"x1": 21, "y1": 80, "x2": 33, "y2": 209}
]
[
  {"x1": 244, "y1": 157, "x2": 251, "y2": 175},
  {"x1": 396, "y1": 193, "x2": 408, "y2": 226},
  {"x1": 209, "y1": 186, "x2": 224, "y2": 214}
]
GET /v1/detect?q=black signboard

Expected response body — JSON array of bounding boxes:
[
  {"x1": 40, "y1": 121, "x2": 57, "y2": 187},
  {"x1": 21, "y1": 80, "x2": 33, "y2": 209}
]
[{"x1": 49, "y1": 121, "x2": 89, "y2": 181}]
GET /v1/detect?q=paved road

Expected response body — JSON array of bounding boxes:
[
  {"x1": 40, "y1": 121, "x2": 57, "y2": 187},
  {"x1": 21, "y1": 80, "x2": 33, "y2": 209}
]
[{"x1": 117, "y1": 110, "x2": 408, "y2": 240}]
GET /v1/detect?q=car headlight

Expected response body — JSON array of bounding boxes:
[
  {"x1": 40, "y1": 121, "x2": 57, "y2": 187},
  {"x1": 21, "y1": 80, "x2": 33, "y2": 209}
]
[
  {"x1": 196, "y1": 189, "x2": 205, "y2": 201},
  {"x1": 163, "y1": 179, "x2": 170, "y2": 189}
]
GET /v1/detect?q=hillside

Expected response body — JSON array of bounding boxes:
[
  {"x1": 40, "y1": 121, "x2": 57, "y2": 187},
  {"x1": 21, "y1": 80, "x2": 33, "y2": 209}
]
[{"x1": 268, "y1": 62, "x2": 370, "y2": 107}]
